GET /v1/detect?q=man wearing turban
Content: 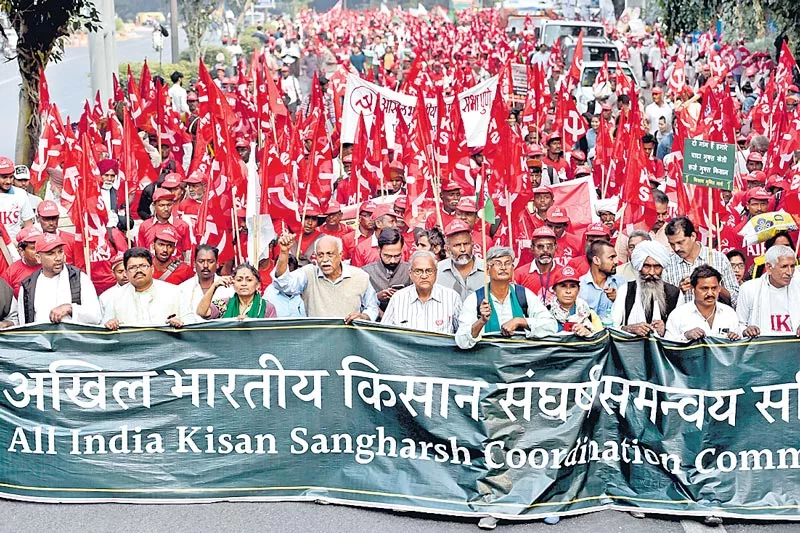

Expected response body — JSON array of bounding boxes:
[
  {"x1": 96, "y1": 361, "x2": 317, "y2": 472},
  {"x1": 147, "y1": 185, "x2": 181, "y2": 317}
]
[{"x1": 611, "y1": 241, "x2": 681, "y2": 337}]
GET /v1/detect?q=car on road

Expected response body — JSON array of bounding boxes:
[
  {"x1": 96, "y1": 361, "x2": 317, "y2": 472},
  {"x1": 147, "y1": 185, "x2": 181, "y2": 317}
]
[
  {"x1": 560, "y1": 35, "x2": 619, "y2": 67},
  {"x1": 537, "y1": 20, "x2": 606, "y2": 47},
  {"x1": 574, "y1": 60, "x2": 645, "y2": 114}
]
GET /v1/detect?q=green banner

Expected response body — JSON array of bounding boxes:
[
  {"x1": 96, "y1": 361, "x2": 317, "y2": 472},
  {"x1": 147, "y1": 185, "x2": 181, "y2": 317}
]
[
  {"x1": 682, "y1": 138, "x2": 736, "y2": 190},
  {"x1": 1, "y1": 320, "x2": 799, "y2": 520}
]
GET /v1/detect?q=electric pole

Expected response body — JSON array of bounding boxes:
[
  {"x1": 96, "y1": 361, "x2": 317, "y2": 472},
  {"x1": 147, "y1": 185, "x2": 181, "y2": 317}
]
[{"x1": 170, "y1": 0, "x2": 180, "y2": 63}]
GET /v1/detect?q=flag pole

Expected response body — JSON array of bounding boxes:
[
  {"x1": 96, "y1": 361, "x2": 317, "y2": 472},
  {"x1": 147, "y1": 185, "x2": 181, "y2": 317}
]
[
  {"x1": 231, "y1": 206, "x2": 243, "y2": 265},
  {"x1": 124, "y1": 178, "x2": 132, "y2": 248},
  {"x1": 707, "y1": 187, "x2": 713, "y2": 266},
  {"x1": 82, "y1": 212, "x2": 92, "y2": 279},
  {"x1": 295, "y1": 195, "x2": 309, "y2": 261},
  {"x1": 505, "y1": 189, "x2": 513, "y2": 257}
]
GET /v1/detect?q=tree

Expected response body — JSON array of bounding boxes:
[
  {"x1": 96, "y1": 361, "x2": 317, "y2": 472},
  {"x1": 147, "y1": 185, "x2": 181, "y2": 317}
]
[
  {"x1": 181, "y1": 0, "x2": 216, "y2": 64},
  {"x1": 0, "y1": 0, "x2": 100, "y2": 165}
]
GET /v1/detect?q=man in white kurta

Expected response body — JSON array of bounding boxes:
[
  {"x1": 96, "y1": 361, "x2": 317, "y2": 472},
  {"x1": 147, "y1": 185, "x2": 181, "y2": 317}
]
[
  {"x1": 103, "y1": 248, "x2": 183, "y2": 329},
  {"x1": 18, "y1": 234, "x2": 100, "y2": 325}
]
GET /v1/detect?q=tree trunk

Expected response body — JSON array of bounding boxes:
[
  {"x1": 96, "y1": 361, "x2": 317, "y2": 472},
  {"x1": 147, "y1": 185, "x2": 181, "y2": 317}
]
[{"x1": 14, "y1": 42, "x2": 44, "y2": 168}]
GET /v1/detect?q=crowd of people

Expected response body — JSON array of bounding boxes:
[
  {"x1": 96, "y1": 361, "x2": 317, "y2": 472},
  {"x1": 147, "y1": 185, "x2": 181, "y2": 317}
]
[{"x1": 0, "y1": 6, "x2": 796, "y2": 353}]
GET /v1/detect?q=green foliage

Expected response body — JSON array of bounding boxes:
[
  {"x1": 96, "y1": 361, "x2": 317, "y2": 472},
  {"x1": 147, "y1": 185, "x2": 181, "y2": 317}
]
[
  {"x1": 181, "y1": 0, "x2": 217, "y2": 63},
  {"x1": 120, "y1": 60, "x2": 199, "y2": 82},
  {"x1": 179, "y1": 45, "x2": 231, "y2": 67}
]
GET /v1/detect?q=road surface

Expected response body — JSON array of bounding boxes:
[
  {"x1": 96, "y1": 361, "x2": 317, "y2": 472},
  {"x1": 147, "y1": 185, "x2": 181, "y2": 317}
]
[
  {"x1": 0, "y1": 28, "x2": 187, "y2": 159},
  {"x1": 0, "y1": 499, "x2": 797, "y2": 532}
]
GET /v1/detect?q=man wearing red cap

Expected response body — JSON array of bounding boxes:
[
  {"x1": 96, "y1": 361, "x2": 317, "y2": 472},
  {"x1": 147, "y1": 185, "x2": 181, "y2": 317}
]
[
  {"x1": 541, "y1": 133, "x2": 571, "y2": 185},
  {"x1": 645, "y1": 86, "x2": 673, "y2": 136},
  {"x1": 565, "y1": 222, "x2": 614, "y2": 277},
  {"x1": 0, "y1": 156, "x2": 34, "y2": 240},
  {"x1": 2, "y1": 226, "x2": 42, "y2": 297},
  {"x1": 387, "y1": 161, "x2": 406, "y2": 194},
  {"x1": 341, "y1": 201, "x2": 376, "y2": 260},
  {"x1": 351, "y1": 205, "x2": 399, "y2": 267},
  {"x1": 99, "y1": 251, "x2": 128, "y2": 316},
  {"x1": 137, "y1": 188, "x2": 193, "y2": 262},
  {"x1": 286, "y1": 206, "x2": 324, "y2": 267},
  {"x1": 318, "y1": 201, "x2": 353, "y2": 242},
  {"x1": 424, "y1": 180, "x2": 462, "y2": 231},
  {"x1": 35, "y1": 200, "x2": 85, "y2": 270},
  {"x1": 436, "y1": 219, "x2": 486, "y2": 301},
  {"x1": 174, "y1": 171, "x2": 207, "y2": 224},
  {"x1": 745, "y1": 152, "x2": 764, "y2": 173},
  {"x1": 544, "y1": 206, "x2": 583, "y2": 268},
  {"x1": 160, "y1": 172, "x2": 185, "y2": 203},
  {"x1": 150, "y1": 226, "x2": 195, "y2": 285},
  {"x1": 18, "y1": 233, "x2": 101, "y2": 324},
  {"x1": 514, "y1": 226, "x2": 563, "y2": 305},
  {"x1": 453, "y1": 197, "x2": 493, "y2": 259}
]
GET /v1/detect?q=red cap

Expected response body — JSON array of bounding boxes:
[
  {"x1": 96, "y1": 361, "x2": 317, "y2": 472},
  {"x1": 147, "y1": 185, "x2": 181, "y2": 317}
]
[
  {"x1": 360, "y1": 200, "x2": 377, "y2": 214},
  {"x1": 152, "y1": 188, "x2": 174, "y2": 202},
  {"x1": 526, "y1": 144, "x2": 543, "y2": 157},
  {"x1": 574, "y1": 165, "x2": 591, "y2": 176},
  {"x1": 342, "y1": 153, "x2": 353, "y2": 163},
  {"x1": 36, "y1": 200, "x2": 60, "y2": 218},
  {"x1": 571, "y1": 149, "x2": 587, "y2": 162},
  {"x1": 16, "y1": 225, "x2": 43, "y2": 244},
  {"x1": 389, "y1": 160, "x2": 404, "y2": 172},
  {"x1": 533, "y1": 185, "x2": 553, "y2": 196},
  {"x1": 585, "y1": 222, "x2": 611, "y2": 236},
  {"x1": 324, "y1": 200, "x2": 342, "y2": 215},
  {"x1": 601, "y1": 103, "x2": 613, "y2": 111},
  {"x1": 187, "y1": 91, "x2": 199, "y2": 102},
  {"x1": 35, "y1": 232, "x2": 66, "y2": 253},
  {"x1": 746, "y1": 170, "x2": 767, "y2": 183},
  {"x1": 110, "y1": 251, "x2": 126, "y2": 267},
  {"x1": 184, "y1": 172, "x2": 205, "y2": 184},
  {"x1": 235, "y1": 136, "x2": 250, "y2": 148},
  {"x1": 546, "y1": 206, "x2": 569, "y2": 224},
  {"x1": 746, "y1": 187, "x2": 772, "y2": 202},
  {"x1": 455, "y1": 197, "x2": 478, "y2": 213},
  {"x1": 545, "y1": 132, "x2": 562, "y2": 144},
  {"x1": 553, "y1": 265, "x2": 581, "y2": 285},
  {"x1": 651, "y1": 86, "x2": 663, "y2": 95},
  {"x1": 0, "y1": 156, "x2": 14, "y2": 175},
  {"x1": 444, "y1": 219, "x2": 471, "y2": 237},
  {"x1": 305, "y1": 205, "x2": 322, "y2": 217},
  {"x1": 441, "y1": 180, "x2": 462, "y2": 191},
  {"x1": 531, "y1": 226, "x2": 557, "y2": 240},
  {"x1": 394, "y1": 196, "x2": 407, "y2": 210},
  {"x1": 746, "y1": 152, "x2": 763, "y2": 163},
  {"x1": 153, "y1": 225, "x2": 179, "y2": 244},
  {"x1": 766, "y1": 174, "x2": 789, "y2": 190},
  {"x1": 162, "y1": 173, "x2": 183, "y2": 189},
  {"x1": 371, "y1": 204, "x2": 398, "y2": 221}
]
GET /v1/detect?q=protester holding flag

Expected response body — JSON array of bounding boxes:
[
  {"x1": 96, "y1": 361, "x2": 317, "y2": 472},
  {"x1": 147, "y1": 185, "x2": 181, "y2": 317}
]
[{"x1": 455, "y1": 246, "x2": 557, "y2": 349}]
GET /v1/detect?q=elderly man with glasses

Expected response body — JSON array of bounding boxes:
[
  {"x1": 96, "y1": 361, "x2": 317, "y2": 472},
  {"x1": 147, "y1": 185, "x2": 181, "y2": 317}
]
[
  {"x1": 381, "y1": 250, "x2": 462, "y2": 333},
  {"x1": 456, "y1": 246, "x2": 557, "y2": 349}
]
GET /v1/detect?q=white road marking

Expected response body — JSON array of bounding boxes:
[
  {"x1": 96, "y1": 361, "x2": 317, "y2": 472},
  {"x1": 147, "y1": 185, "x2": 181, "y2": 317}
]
[{"x1": 680, "y1": 519, "x2": 728, "y2": 533}]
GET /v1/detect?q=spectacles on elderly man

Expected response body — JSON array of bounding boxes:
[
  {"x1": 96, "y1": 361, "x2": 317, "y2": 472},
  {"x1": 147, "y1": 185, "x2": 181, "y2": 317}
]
[{"x1": 411, "y1": 268, "x2": 435, "y2": 277}]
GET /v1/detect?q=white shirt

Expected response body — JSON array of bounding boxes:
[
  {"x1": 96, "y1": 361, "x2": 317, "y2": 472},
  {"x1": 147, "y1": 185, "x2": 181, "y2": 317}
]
[
  {"x1": 18, "y1": 269, "x2": 101, "y2": 325},
  {"x1": 178, "y1": 275, "x2": 234, "y2": 324},
  {"x1": 99, "y1": 283, "x2": 127, "y2": 318},
  {"x1": 102, "y1": 279, "x2": 181, "y2": 326},
  {"x1": 664, "y1": 301, "x2": 741, "y2": 342},
  {"x1": 382, "y1": 284, "x2": 462, "y2": 334},
  {"x1": 168, "y1": 83, "x2": 189, "y2": 114},
  {"x1": 0, "y1": 187, "x2": 34, "y2": 239},
  {"x1": 736, "y1": 277, "x2": 796, "y2": 335},
  {"x1": 645, "y1": 101, "x2": 673, "y2": 135},
  {"x1": 455, "y1": 285, "x2": 558, "y2": 349}
]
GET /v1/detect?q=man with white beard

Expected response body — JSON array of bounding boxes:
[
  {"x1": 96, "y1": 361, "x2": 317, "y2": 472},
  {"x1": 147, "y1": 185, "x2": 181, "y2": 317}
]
[
  {"x1": 612, "y1": 241, "x2": 681, "y2": 337},
  {"x1": 436, "y1": 220, "x2": 485, "y2": 302}
]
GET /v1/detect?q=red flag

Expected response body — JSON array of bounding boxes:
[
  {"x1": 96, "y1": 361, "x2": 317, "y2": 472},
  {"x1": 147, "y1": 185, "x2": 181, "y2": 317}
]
[
  {"x1": 554, "y1": 91, "x2": 587, "y2": 148},
  {"x1": 112, "y1": 72, "x2": 124, "y2": 104},
  {"x1": 564, "y1": 29, "x2": 584, "y2": 93},
  {"x1": 667, "y1": 44, "x2": 686, "y2": 98},
  {"x1": 305, "y1": 114, "x2": 334, "y2": 212},
  {"x1": 406, "y1": 93, "x2": 434, "y2": 214},
  {"x1": 260, "y1": 125, "x2": 299, "y2": 221},
  {"x1": 120, "y1": 107, "x2": 157, "y2": 191},
  {"x1": 30, "y1": 104, "x2": 66, "y2": 192}
]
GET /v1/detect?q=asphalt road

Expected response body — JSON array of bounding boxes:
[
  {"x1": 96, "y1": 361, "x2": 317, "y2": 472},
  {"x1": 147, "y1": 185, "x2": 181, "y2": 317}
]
[
  {"x1": 0, "y1": 28, "x2": 187, "y2": 159},
  {"x1": 0, "y1": 499, "x2": 798, "y2": 532}
]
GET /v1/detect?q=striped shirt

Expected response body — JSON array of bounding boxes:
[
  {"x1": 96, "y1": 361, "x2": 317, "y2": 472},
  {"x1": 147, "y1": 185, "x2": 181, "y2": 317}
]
[
  {"x1": 663, "y1": 244, "x2": 739, "y2": 307},
  {"x1": 381, "y1": 284, "x2": 462, "y2": 334}
]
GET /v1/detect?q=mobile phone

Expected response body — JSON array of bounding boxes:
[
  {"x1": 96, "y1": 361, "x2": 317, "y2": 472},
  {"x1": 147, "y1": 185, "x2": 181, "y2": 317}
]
[{"x1": 391, "y1": 284, "x2": 404, "y2": 290}]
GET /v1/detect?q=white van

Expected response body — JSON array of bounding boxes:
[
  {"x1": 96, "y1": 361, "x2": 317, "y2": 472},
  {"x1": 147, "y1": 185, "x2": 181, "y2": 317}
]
[{"x1": 537, "y1": 20, "x2": 606, "y2": 47}]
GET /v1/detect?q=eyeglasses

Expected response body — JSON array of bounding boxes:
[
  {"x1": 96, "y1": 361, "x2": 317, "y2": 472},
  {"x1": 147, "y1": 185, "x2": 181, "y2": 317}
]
[
  {"x1": 411, "y1": 268, "x2": 435, "y2": 277},
  {"x1": 490, "y1": 260, "x2": 514, "y2": 269},
  {"x1": 730, "y1": 263, "x2": 746, "y2": 271},
  {"x1": 126, "y1": 264, "x2": 151, "y2": 272}
]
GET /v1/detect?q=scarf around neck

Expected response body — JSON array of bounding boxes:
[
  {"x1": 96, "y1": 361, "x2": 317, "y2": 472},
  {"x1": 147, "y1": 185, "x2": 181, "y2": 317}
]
[{"x1": 222, "y1": 292, "x2": 267, "y2": 319}]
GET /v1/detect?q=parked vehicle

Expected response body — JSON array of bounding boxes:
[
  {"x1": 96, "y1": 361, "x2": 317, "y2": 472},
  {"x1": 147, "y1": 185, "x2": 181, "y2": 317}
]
[
  {"x1": 537, "y1": 20, "x2": 606, "y2": 47},
  {"x1": 560, "y1": 36, "x2": 619, "y2": 66}
]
